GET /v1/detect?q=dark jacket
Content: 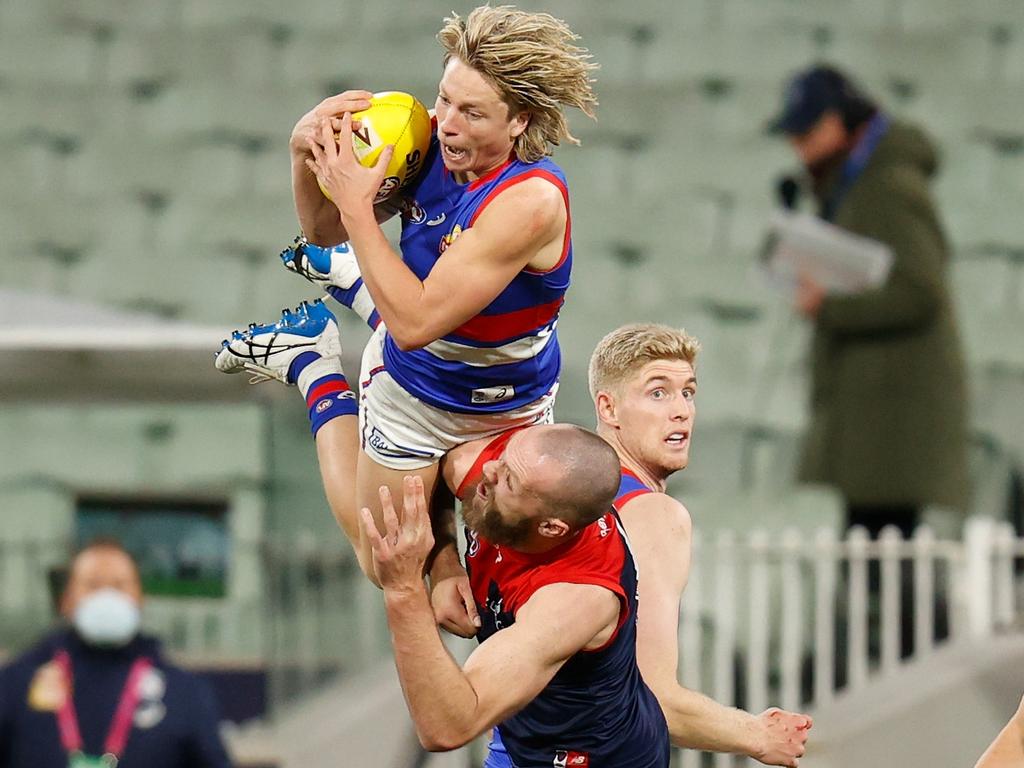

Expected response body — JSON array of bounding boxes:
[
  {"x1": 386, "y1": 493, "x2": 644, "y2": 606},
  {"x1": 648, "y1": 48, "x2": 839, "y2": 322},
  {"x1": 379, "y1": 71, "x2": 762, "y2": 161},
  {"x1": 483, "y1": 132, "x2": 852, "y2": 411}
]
[
  {"x1": 798, "y1": 120, "x2": 970, "y2": 511},
  {"x1": 0, "y1": 629, "x2": 232, "y2": 768}
]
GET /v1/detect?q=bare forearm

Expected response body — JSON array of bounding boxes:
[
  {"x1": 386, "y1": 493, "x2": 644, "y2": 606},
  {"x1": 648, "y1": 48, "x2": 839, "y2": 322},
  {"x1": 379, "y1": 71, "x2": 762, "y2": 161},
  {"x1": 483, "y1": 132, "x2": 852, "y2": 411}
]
[
  {"x1": 292, "y1": 155, "x2": 347, "y2": 246},
  {"x1": 345, "y1": 212, "x2": 435, "y2": 348},
  {"x1": 384, "y1": 587, "x2": 481, "y2": 750},
  {"x1": 658, "y1": 684, "x2": 759, "y2": 756},
  {"x1": 976, "y1": 715, "x2": 1024, "y2": 767}
]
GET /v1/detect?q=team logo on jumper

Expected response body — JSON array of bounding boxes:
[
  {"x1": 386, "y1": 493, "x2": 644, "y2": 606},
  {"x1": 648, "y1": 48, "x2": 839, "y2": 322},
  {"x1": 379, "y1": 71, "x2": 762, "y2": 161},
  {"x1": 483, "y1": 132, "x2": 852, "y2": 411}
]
[
  {"x1": 401, "y1": 198, "x2": 426, "y2": 223},
  {"x1": 485, "y1": 580, "x2": 514, "y2": 631},
  {"x1": 467, "y1": 529, "x2": 480, "y2": 558},
  {"x1": 471, "y1": 385, "x2": 514, "y2": 404},
  {"x1": 597, "y1": 516, "x2": 611, "y2": 538},
  {"x1": 553, "y1": 750, "x2": 590, "y2": 767},
  {"x1": 438, "y1": 224, "x2": 463, "y2": 253}
]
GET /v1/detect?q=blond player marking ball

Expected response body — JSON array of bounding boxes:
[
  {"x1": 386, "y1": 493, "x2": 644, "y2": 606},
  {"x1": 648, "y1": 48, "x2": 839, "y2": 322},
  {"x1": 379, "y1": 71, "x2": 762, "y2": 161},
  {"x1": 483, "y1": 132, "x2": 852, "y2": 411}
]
[{"x1": 317, "y1": 91, "x2": 431, "y2": 204}]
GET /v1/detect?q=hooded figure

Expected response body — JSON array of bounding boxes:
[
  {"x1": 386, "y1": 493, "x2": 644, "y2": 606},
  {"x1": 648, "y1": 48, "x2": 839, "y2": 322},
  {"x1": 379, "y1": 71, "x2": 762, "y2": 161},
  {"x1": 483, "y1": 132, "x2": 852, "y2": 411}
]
[{"x1": 772, "y1": 65, "x2": 969, "y2": 529}]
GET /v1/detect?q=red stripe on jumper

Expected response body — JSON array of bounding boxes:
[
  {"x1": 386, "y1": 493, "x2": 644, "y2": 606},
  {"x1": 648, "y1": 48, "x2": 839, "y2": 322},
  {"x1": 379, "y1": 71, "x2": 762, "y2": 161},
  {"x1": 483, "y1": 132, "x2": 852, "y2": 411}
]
[
  {"x1": 306, "y1": 379, "x2": 350, "y2": 409},
  {"x1": 450, "y1": 297, "x2": 563, "y2": 344},
  {"x1": 455, "y1": 427, "x2": 525, "y2": 500},
  {"x1": 613, "y1": 488, "x2": 651, "y2": 510},
  {"x1": 467, "y1": 153, "x2": 515, "y2": 191},
  {"x1": 469, "y1": 169, "x2": 572, "y2": 276}
]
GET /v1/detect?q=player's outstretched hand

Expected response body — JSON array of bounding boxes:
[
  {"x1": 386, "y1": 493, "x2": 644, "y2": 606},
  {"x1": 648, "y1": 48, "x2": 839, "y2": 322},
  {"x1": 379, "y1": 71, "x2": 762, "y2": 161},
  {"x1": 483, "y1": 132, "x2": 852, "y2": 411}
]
[
  {"x1": 306, "y1": 113, "x2": 394, "y2": 219},
  {"x1": 360, "y1": 476, "x2": 435, "y2": 593},
  {"x1": 289, "y1": 90, "x2": 372, "y2": 159},
  {"x1": 752, "y1": 708, "x2": 812, "y2": 767},
  {"x1": 431, "y1": 574, "x2": 482, "y2": 638}
]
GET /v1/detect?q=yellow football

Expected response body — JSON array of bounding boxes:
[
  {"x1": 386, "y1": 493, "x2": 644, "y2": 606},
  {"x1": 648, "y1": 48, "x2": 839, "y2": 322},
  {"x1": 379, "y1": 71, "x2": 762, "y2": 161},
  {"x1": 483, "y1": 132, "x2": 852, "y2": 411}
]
[{"x1": 318, "y1": 91, "x2": 432, "y2": 204}]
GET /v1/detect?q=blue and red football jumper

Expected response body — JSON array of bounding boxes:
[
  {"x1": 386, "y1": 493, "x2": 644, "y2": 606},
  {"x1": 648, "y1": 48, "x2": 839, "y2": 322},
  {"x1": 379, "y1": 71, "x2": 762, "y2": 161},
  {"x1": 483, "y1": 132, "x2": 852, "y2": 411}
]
[
  {"x1": 458, "y1": 438, "x2": 670, "y2": 768},
  {"x1": 385, "y1": 130, "x2": 572, "y2": 414},
  {"x1": 613, "y1": 468, "x2": 655, "y2": 511}
]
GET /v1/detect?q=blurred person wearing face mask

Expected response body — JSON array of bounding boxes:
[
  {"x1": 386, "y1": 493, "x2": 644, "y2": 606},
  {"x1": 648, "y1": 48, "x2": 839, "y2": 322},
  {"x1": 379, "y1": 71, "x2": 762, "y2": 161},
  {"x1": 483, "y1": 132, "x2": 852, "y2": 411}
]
[{"x1": 0, "y1": 540, "x2": 232, "y2": 768}]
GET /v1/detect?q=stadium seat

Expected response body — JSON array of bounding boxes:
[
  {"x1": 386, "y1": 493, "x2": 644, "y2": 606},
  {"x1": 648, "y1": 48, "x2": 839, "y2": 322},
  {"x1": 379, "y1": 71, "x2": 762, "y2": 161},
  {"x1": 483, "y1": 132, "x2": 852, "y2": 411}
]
[
  {"x1": 101, "y1": 26, "x2": 288, "y2": 91},
  {"x1": 822, "y1": 28, "x2": 990, "y2": 86},
  {"x1": 179, "y1": 0, "x2": 343, "y2": 33},
  {"x1": 0, "y1": 28, "x2": 101, "y2": 87},
  {"x1": 276, "y1": 28, "x2": 443, "y2": 99},
  {"x1": 137, "y1": 82, "x2": 305, "y2": 141},
  {"x1": 714, "y1": 0, "x2": 882, "y2": 31},
  {"x1": 949, "y1": 0, "x2": 1024, "y2": 29},
  {"x1": 21, "y1": 0, "x2": 183, "y2": 32},
  {"x1": 641, "y1": 27, "x2": 820, "y2": 84},
  {"x1": 1002, "y1": 27, "x2": 1024, "y2": 84},
  {"x1": 355, "y1": 1, "x2": 466, "y2": 37},
  {"x1": 891, "y1": 0, "x2": 980, "y2": 30}
]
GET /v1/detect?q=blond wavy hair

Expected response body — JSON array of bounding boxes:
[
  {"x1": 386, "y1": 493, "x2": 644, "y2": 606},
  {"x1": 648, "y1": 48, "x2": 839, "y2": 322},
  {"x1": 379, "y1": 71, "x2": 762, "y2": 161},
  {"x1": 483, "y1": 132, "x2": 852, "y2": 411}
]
[
  {"x1": 436, "y1": 5, "x2": 598, "y2": 163},
  {"x1": 588, "y1": 323, "x2": 702, "y2": 399}
]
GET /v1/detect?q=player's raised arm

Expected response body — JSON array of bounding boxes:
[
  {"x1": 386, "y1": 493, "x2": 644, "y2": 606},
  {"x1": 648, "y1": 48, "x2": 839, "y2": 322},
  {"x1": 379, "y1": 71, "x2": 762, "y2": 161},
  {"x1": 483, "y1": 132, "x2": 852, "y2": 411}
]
[
  {"x1": 360, "y1": 476, "x2": 619, "y2": 751},
  {"x1": 358, "y1": 176, "x2": 564, "y2": 350},
  {"x1": 309, "y1": 115, "x2": 566, "y2": 350},
  {"x1": 290, "y1": 91, "x2": 375, "y2": 246}
]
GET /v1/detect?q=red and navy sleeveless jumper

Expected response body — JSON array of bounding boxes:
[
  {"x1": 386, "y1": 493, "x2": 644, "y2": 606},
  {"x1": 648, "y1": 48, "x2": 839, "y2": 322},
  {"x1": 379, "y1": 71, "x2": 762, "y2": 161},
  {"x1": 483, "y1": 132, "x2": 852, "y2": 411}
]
[
  {"x1": 459, "y1": 438, "x2": 670, "y2": 768},
  {"x1": 387, "y1": 131, "x2": 571, "y2": 414},
  {"x1": 613, "y1": 468, "x2": 655, "y2": 511}
]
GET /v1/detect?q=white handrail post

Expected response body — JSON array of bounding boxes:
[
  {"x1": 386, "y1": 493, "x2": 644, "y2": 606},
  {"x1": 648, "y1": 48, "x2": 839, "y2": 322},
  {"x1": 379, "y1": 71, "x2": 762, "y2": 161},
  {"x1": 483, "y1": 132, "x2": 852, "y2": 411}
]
[
  {"x1": 879, "y1": 525, "x2": 902, "y2": 672},
  {"x1": 712, "y1": 530, "x2": 737, "y2": 768},
  {"x1": 994, "y1": 521, "x2": 1015, "y2": 629},
  {"x1": 963, "y1": 516, "x2": 996, "y2": 640},
  {"x1": 747, "y1": 530, "x2": 771, "y2": 716},
  {"x1": 813, "y1": 526, "x2": 837, "y2": 706},
  {"x1": 680, "y1": 530, "x2": 702, "y2": 768},
  {"x1": 912, "y1": 525, "x2": 936, "y2": 658},
  {"x1": 780, "y1": 528, "x2": 804, "y2": 712},
  {"x1": 847, "y1": 526, "x2": 869, "y2": 689}
]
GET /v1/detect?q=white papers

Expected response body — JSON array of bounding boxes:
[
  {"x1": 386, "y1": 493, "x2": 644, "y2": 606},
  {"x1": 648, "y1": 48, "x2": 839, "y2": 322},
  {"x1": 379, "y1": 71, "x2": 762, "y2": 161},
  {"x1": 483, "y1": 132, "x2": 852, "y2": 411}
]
[{"x1": 759, "y1": 211, "x2": 893, "y2": 296}]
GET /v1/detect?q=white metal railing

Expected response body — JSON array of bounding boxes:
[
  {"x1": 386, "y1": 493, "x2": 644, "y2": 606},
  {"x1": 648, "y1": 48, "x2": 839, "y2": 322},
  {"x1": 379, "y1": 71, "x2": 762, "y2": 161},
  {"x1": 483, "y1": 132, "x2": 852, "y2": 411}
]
[
  {"x1": 4, "y1": 515, "x2": 1024, "y2": 746},
  {"x1": 677, "y1": 515, "x2": 1023, "y2": 767}
]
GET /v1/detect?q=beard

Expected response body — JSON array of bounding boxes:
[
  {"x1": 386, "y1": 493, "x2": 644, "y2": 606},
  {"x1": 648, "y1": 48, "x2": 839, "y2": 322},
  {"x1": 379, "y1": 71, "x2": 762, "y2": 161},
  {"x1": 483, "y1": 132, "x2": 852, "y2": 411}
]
[{"x1": 462, "y1": 495, "x2": 534, "y2": 548}]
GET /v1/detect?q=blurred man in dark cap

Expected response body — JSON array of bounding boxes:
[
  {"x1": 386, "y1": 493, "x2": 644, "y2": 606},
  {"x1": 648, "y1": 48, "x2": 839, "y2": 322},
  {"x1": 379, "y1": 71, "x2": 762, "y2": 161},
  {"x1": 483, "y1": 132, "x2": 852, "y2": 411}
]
[
  {"x1": 770, "y1": 65, "x2": 968, "y2": 654},
  {"x1": 0, "y1": 540, "x2": 233, "y2": 768}
]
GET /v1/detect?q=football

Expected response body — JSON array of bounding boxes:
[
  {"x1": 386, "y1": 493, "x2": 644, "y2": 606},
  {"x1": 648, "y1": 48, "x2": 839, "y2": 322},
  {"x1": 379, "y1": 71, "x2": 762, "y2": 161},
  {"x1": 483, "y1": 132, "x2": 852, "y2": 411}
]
[{"x1": 318, "y1": 91, "x2": 432, "y2": 204}]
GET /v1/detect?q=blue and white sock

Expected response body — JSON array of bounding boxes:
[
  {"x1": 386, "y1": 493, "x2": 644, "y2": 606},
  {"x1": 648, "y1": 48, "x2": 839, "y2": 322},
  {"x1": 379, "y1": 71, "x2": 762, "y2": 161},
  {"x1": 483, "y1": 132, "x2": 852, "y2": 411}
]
[
  {"x1": 287, "y1": 351, "x2": 357, "y2": 436},
  {"x1": 325, "y1": 279, "x2": 381, "y2": 330}
]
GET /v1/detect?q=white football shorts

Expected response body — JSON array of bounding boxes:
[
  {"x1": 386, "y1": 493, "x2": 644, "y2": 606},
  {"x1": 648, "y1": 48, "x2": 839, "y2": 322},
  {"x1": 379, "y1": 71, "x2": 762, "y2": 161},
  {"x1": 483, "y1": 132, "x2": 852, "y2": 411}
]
[{"x1": 358, "y1": 324, "x2": 557, "y2": 470}]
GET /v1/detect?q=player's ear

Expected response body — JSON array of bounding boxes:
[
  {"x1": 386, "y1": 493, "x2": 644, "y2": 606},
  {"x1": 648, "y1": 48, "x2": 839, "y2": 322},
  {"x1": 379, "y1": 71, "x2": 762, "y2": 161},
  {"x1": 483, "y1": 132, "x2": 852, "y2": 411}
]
[
  {"x1": 509, "y1": 110, "x2": 530, "y2": 139},
  {"x1": 595, "y1": 390, "x2": 620, "y2": 429},
  {"x1": 537, "y1": 518, "x2": 571, "y2": 539}
]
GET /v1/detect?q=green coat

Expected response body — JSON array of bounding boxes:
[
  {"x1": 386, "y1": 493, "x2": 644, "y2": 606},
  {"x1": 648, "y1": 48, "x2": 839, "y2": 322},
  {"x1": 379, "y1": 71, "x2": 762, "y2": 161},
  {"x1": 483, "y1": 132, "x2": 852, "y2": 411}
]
[{"x1": 798, "y1": 121, "x2": 970, "y2": 512}]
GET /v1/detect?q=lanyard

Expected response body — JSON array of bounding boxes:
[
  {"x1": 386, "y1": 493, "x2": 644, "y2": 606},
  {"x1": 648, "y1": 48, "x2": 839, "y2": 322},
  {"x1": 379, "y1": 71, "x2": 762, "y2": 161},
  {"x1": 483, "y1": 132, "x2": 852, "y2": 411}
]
[
  {"x1": 821, "y1": 112, "x2": 890, "y2": 222},
  {"x1": 53, "y1": 650, "x2": 152, "y2": 760}
]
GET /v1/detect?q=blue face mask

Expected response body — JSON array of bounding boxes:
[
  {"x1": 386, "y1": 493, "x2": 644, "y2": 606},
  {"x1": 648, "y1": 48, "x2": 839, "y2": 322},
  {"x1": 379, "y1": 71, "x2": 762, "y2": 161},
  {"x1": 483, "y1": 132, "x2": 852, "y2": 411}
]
[{"x1": 72, "y1": 588, "x2": 141, "y2": 648}]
